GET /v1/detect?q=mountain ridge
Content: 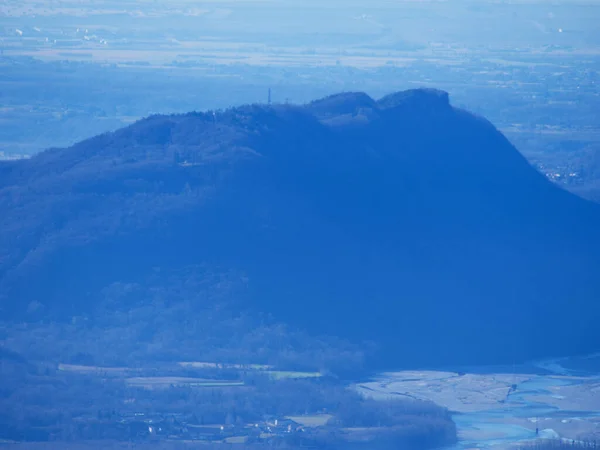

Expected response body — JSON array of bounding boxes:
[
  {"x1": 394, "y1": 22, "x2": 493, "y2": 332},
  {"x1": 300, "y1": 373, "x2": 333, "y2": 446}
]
[{"x1": 1, "y1": 88, "x2": 599, "y2": 368}]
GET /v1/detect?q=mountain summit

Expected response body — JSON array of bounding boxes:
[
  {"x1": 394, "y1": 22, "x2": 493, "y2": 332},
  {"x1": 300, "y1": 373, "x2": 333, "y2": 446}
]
[{"x1": 1, "y1": 89, "x2": 599, "y2": 368}]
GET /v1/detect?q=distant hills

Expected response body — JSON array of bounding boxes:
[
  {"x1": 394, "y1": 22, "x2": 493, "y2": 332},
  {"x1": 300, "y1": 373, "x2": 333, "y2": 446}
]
[{"x1": 1, "y1": 88, "x2": 599, "y2": 369}]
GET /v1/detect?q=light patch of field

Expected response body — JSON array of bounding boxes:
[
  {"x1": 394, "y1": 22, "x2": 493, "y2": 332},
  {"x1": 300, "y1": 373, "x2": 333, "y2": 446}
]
[
  {"x1": 267, "y1": 370, "x2": 322, "y2": 380},
  {"x1": 1, "y1": 46, "x2": 421, "y2": 68},
  {"x1": 178, "y1": 362, "x2": 321, "y2": 380},
  {"x1": 57, "y1": 363, "x2": 135, "y2": 375},
  {"x1": 457, "y1": 422, "x2": 533, "y2": 442},
  {"x1": 2, "y1": 0, "x2": 268, "y2": 18},
  {"x1": 0, "y1": 440, "x2": 233, "y2": 449},
  {"x1": 286, "y1": 414, "x2": 332, "y2": 427},
  {"x1": 125, "y1": 376, "x2": 244, "y2": 389},
  {"x1": 169, "y1": 441, "x2": 223, "y2": 446},
  {"x1": 224, "y1": 436, "x2": 248, "y2": 444},
  {"x1": 178, "y1": 361, "x2": 273, "y2": 370},
  {"x1": 485, "y1": 58, "x2": 564, "y2": 67},
  {"x1": 502, "y1": 126, "x2": 600, "y2": 140},
  {"x1": 0, "y1": 151, "x2": 30, "y2": 160},
  {"x1": 522, "y1": 380, "x2": 600, "y2": 411}
]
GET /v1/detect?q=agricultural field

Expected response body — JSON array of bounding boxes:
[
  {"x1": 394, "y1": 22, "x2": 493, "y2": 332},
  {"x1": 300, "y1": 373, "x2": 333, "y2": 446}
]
[
  {"x1": 124, "y1": 377, "x2": 245, "y2": 389},
  {"x1": 58, "y1": 363, "x2": 138, "y2": 375},
  {"x1": 267, "y1": 371, "x2": 322, "y2": 380},
  {"x1": 178, "y1": 362, "x2": 273, "y2": 370},
  {"x1": 285, "y1": 415, "x2": 333, "y2": 428},
  {"x1": 58, "y1": 361, "x2": 322, "y2": 384}
]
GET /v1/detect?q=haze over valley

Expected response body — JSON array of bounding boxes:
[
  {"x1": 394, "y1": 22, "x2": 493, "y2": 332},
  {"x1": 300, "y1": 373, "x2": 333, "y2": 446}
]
[{"x1": 2, "y1": 0, "x2": 600, "y2": 200}]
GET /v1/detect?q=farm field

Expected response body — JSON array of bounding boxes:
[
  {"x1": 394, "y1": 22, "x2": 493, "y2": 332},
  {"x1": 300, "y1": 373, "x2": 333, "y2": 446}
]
[
  {"x1": 285, "y1": 414, "x2": 333, "y2": 428},
  {"x1": 125, "y1": 377, "x2": 245, "y2": 389},
  {"x1": 58, "y1": 361, "x2": 322, "y2": 383},
  {"x1": 58, "y1": 363, "x2": 138, "y2": 375},
  {"x1": 268, "y1": 371, "x2": 322, "y2": 380},
  {"x1": 178, "y1": 362, "x2": 273, "y2": 370},
  {"x1": 178, "y1": 362, "x2": 322, "y2": 380}
]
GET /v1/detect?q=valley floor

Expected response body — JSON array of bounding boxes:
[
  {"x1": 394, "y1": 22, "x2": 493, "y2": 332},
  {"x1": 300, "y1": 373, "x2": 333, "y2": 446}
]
[{"x1": 355, "y1": 355, "x2": 600, "y2": 449}]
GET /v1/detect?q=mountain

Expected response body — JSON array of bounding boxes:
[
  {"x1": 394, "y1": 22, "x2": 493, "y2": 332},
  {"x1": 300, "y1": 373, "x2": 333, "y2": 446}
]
[{"x1": 1, "y1": 88, "x2": 599, "y2": 369}]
